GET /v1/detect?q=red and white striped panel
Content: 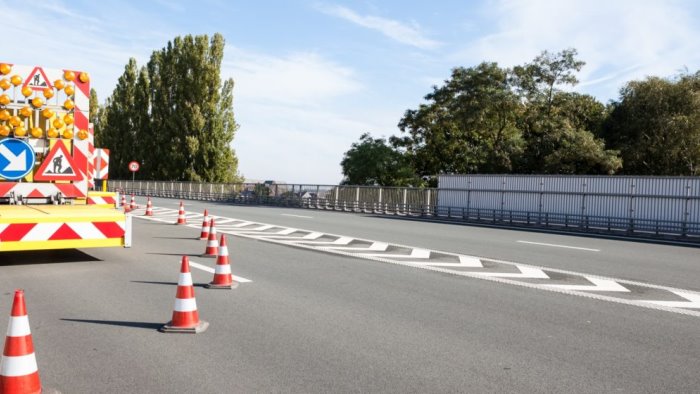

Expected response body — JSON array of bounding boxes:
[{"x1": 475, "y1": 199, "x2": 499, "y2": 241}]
[
  {"x1": 94, "y1": 148, "x2": 110, "y2": 180},
  {"x1": 0, "y1": 182, "x2": 83, "y2": 199},
  {"x1": 86, "y1": 196, "x2": 117, "y2": 206},
  {"x1": 0, "y1": 221, "x2": 125, "y2": 242},
  {"x1": 70, "y1": 68, "x2": 91, "y2": 194}
]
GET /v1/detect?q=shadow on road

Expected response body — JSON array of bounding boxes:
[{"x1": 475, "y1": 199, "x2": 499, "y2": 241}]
[
  {"x1": 131, "y1": 280, "x2": 206, "y2": 288},
  {"x1": 0, "y1": 249, "x2": 102, "y2": 266},
  {"x1": 60, "y1": 318, "x2": 163, "y2": 330}
]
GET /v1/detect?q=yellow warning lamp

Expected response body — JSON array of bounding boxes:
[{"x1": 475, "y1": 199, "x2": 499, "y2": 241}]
[
  {"x1": 63, "y1": 99, "x2": 74, "y2": 110},
  {"x1": 0, "y1": 78, "x2": 10, "y2": 90},
  {"x1": 64, "y1": 70, "x2": 75, "y2": 82},
  {"x1": 63, "y1": 113, "x2": 74, "y2": 125},
  {"x1": 77, "y1": 129, "x2": 88, "y2": 140},
  {"x1": 30, "y1": 127, "x2": 43, "y2": 138},
  {"x1": 13, "y1": 125, "x2": 27, "y2": 137},
  {"x1": 0, "y1": 94, "x2": 10, "y2": 105},
  {"x1": 0, "y1": 124, "x2": 9, "y2": 137},
  {"x1": 41, "y1": 108, "x2": 55, "y2": 119},
  {"x1": 43, "y1": 87, "x2": 54, "y2": 99},
  {"x1": 19, "y1": 106, "x2": 32, "y2": 118},
  {"x1": 62, "y1": 128, "x2": 74, "y2": 139},
  {"x1": 79, "y1": 72, "x2": 90, "y2": 83},
  {"x1": 47, "y1": 127, "x2": 59, "y2": 139},
  {"x1": 10, "y1": 75, "x2": 22, "y2": 86},
  {"x1": 64, "y1": 85, "x2": 75, "y2": 96},
  {"x1": 54, "y1": 79, "x2": 65, "y2": 90},
  {"x1": 9, "y1": 116, "x2": 21, "y2": 127},
  {"x1": 0, "y1": 109, "x2": 9, "y2": 121},
  {"x1": 53, "y1": 118, "x2": 65, "y2": 129},
  {"x1": 21, "y1": 86, "x2": 33, "y2": 97},
  {"x1": 31, "y1": 97, "x2": 43, "y2": 108},
  {"x1": 0, "y1": 63, "x2": 11, "y2": 75}
]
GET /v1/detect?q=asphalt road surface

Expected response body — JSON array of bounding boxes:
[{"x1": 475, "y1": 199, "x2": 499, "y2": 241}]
[{"x1": 1, "y1": 197, "x2": 698, "y2": 393}]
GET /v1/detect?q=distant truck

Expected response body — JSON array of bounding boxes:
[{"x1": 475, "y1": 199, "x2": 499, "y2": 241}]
[{"x1": 0, "y1": 63, "x2": 131, "y2": 251}]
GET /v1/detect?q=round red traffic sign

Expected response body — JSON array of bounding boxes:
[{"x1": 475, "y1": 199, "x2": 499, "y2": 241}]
[{"x1": 128, "y1": 161, "x2": 140, "y2": 172}]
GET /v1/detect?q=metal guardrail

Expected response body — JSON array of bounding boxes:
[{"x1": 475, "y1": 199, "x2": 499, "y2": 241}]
[{"x1": 108, "y1": 180, "x2": 700, "y2": 243}]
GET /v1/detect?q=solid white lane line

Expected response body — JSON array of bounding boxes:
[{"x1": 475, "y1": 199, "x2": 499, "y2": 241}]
[
  {"x1": 189, "y1": 261, "x2": 253, "y2": 283},
  {"x1": 517, "y1": 240, "x2": 600, "y2": 252},
  {"x1": 281, "y1": 214, "x2": 313, "y2": 218}
]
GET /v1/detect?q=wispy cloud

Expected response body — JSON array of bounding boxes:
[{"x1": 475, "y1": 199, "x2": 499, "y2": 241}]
[
  {"x1": 222, "y1": 49, "x2": 362, "y2": 106},
  {"x1": 318, "y1": 4, "x2": 442, "y2": 50},
  {"x1": 452, "y1": 0, "x2": 700, "y2": 100}
]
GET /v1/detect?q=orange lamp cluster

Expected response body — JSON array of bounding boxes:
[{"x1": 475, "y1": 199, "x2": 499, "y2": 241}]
[{"x1": 0, "y1": 63, "x2": 89, "y2": 140}]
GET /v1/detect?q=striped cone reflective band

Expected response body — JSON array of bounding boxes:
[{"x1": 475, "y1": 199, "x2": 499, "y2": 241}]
[
  {"x1": 159, "y1": 256, "x2": 208, "y2": 334},
  {"x1": 206, "y1": 234, "x2": 236, "y2": 289},
  {"x1": 130, "y1": 195, "x2": 136, "y2": 210},
  {"x1": 202, "y1": 218, "x2": 218, "y2": 257},
  {"x1": 144, "y1": 198, "x2": 153, "y2": 216},
  {"x1": 199, "y1": 209, "x2": 210, "y2": 240},
  {"x1": 0, "y1": 290, "x2": 41, "y2": 394},
  {"x1": 176, "y1": 202, "x2": 187, "y2": 225}
]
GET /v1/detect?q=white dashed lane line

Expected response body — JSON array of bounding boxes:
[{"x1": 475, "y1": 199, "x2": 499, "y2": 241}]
[
  {"x1": 517, "y1": 240, "x2": 600, "y2": 252},
  {"x1": 281, "y1": 214, "x2": 313, "y2": 219}
]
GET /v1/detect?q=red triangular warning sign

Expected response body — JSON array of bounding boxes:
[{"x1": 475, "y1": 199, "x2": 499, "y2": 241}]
[
  {"x1": 34, "y1": 141, "x2": 82, "y2": 181},
  {"x1": 22, "y1": 66, "x2": 53, "y2": 91}
]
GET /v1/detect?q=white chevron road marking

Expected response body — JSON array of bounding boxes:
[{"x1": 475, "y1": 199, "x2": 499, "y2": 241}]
[
  {"x1": 364, "y1": 248, "x2": 432, "y2": 259},
  {"x1": 421, "y1": 255, "x2": 484, "y2": 268},
  {"x1": 135, "y1": 205, "x2": 700, "y2": 317},
  {"x1": 641, "y1": 291, "x2": 700, "y2": 309},
  {"x1": 320, "y1": 242, "x2": 390, "y2": 252},
  {"x1": 472, "y1": 265, "x2": 549, "y2": 279},
  {"x1": 545, "y1": 277, "x2": 630, "y2": 292}
]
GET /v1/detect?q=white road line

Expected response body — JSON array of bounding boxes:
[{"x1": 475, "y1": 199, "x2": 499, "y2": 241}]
[
  {"x1": 281, "y1": 214, "x2": 313, "y2": 219},
  {"x1": 189, "y1": 261, "x2": 252, "y2": 283},
  {"x1": 517, "y1": 240, "x2": 600, "y2": 252}
]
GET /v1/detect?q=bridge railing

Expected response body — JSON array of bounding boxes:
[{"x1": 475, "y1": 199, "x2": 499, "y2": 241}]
[{"x1": 108, "y1": 180, "x2": 700, "y2": 243}]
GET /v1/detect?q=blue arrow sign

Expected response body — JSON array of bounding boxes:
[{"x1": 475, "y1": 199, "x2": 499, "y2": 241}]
[{"x1": 0, "y1": 138, "x2": 36, "y2": 180}]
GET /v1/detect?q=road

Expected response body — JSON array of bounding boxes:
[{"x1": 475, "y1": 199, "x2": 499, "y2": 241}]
[{"x1": 1, "y1": 197, "x2": 699, "y2": 393}]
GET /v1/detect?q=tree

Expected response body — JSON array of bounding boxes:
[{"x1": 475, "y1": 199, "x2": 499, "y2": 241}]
[
  {"x1": 603, "y1": 72, "x2": 700, "y2": 175},
  {"x1": 98, "y1": 58, "x2": 140, "y2": 179},
  {"x1": 89, "y1": 89, "x2": 99, "y2": 127},
  {"x1": 341, "y1": 133, "x2": 419, "y2": 186},
  {"x1": 395, "y1": 62, "x2": 523, "y2": 179},
  {"x1": 99, "y1": 33, "x2": 242, "y2": 182},
  {"x1": 511, "y1": 49, "x2": 621, "y2": 174}
]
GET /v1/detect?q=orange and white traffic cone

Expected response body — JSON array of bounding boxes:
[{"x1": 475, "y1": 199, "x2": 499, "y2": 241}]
[
  {"x1": 144, "y1": 197, "x2": 153, "y2": 216},
  {"x1": 202, "y1": 218, "x2": 218, "y2": 257},
  {"x1": 159, "y1": 256, "x2": 208, "y2": 334},
  {"x1": 0, "y1": 290, "x2": 42, "y2": 394},
  {"x1": 199, "y1": 209, "x2": 210, "y2": 240},
  {"x1": 205, "y1": 234, "x2": 237, "y2": 289},
  {"x1": 175, "y1": 201, "x2": 186, "y2": 225},
  {"x1": 130, "y1": 195, "x2": 136, "y2": 210},
  {"x1": 120, "y1": 194, "x2": 126, "y2": 208}
]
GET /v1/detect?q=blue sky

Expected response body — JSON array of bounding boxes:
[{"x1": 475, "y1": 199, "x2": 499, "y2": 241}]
[{"x1": 4, "y1": 0, "x2": 699, "y2": 183}]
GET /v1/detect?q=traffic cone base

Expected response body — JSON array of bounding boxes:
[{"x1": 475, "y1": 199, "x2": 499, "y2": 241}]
[
  {"x1": 204, "y1": 282, "x2": 239, "y2": 290},
  {"x1": 159, "y1": 320, "x2": 209, "y2": 334}
]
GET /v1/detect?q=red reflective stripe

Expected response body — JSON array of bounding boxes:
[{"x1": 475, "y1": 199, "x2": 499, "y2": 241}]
[
  {"x1": 26, "y1": 189, "x2": 44, "y2": 198},
  {"x1": 3, "y1": 336, "x2": 34, "y2": 357},
  {"x1": 0, "y1": 224, "x2": 37, "y2": 242},
  {"x1": 92, "y1": 222, "x2": 124, "y2": 238},
  {"x1": 55, "y1": 183, "x2": 82, "y2": 198},
  {"x1": 175, "y1": 286, "x2": 195, "y2": 299},
  {"x1": 73, "y1": 107, "x2": 88, "y2": 129},
  {"x1": 102, "y1": 197, "x2": 116, "y2": 204},
  {"x1": 0, "y1": 182, "x2": 16, "y2": 196},
  {"x1": 48, "y1": 224, "x2": 81, "y2": 240},
  {"x1": 0, "y1": 372, "x2": 41, "y2": 394}
]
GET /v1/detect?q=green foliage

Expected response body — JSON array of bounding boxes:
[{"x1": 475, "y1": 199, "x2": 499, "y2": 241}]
[
  {"x1": 603, "y1": 72, "x2": 700, "y2": 175},
  {"x1": 98, "y1": 33, "x2": 241, "y2": 182},
  {"x1": 341, "y1": 133, "x2": 421, "y2": 186}
]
